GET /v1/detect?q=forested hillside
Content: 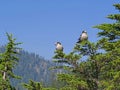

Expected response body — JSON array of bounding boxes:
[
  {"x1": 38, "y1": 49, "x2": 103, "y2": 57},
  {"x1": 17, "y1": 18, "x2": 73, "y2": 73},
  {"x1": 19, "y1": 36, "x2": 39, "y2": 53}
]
[
  {"x1": 0, "y1": 2, "x2": 119, "y2": 90},
  {"x1": 0, "y1": 47, "x2": 56, "y2": 89}
]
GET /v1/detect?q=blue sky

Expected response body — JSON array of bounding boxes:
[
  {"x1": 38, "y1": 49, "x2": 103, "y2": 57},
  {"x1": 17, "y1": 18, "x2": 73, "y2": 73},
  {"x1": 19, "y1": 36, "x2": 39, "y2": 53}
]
[{"x1": 0, "y1": 0, "x2": 119, "y2": 59}]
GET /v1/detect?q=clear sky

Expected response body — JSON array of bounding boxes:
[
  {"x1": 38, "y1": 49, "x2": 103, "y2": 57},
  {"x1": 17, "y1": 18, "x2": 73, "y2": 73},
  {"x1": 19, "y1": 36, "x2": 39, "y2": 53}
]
[{"x1": 0, "y1": 0, "x2": 119, "y2": 60}]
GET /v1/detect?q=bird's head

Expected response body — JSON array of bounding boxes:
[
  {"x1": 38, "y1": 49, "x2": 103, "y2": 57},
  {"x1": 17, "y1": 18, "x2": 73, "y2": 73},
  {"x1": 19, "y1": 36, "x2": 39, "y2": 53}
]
[
  {"x1": 54, "y1": 42, "x2": 61, "y2": 46},
  {"x1": 82, "y1": 30, "x2": 87, "y2": 33}
]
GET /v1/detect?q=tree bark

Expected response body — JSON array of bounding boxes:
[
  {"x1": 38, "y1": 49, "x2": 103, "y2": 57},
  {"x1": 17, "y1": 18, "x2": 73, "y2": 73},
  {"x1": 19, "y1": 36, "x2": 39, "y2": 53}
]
[{"x1": 3, "y1": 66, "x2": 7, "y2": 80}]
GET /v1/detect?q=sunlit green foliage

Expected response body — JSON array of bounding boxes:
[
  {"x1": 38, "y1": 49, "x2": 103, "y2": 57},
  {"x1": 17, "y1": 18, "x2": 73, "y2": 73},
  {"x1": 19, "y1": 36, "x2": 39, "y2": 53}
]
[
  {"x1": 0, "y1": 33, "x2": 21, "y2": 90},
  {"x1": 53, "y1": 3, "x2": 120, "y2": 90}
]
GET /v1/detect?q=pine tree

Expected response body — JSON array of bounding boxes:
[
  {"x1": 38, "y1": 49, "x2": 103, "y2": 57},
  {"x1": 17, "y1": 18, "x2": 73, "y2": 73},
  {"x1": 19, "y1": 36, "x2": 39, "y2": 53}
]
[
  {"x1": 53, "y1": 40, "x2": 102, "y2": 90},
  {"x1": 53, "y1": 3, "x2": 120, "y2": 90},
  {"x1": 93, "y1": 3, "x2": 120, "y2": 89},
  {"x1": 0, "y1": 33, "x2": 21, "y2": 90}
]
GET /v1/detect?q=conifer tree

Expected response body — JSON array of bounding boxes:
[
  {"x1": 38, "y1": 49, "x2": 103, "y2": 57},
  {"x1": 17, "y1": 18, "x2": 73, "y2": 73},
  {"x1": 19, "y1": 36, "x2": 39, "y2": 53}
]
[
  {"x1": 93, "y1": 3, "x2": 120, "y2": 89},
  {"x1": 0, "y1": 33, "x2": 21, "y2": 90},
  {"x1": 53, "y1": 3, "x2": 120, "y2": 90},
  {"x1": 53, "y1": 41, "x2": 101, "y2": 90}
]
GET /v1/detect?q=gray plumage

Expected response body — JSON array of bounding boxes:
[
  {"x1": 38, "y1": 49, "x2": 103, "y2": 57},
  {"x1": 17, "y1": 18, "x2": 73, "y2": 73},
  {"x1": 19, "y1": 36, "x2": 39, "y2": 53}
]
[
  {"x1": 77, "y1": 31, "x2": 88, "y2": 43},
  {"x1": 55, "y1": 42, "x2": 63, "y2": 51}
]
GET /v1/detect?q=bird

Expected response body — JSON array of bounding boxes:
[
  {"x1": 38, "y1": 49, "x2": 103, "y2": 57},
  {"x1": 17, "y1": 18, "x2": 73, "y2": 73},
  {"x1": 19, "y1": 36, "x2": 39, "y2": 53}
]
[
  {"x1": 77, "y1": 30, "x2": 88, "y2": 43},
  {"x1": 55, "y1": 42, "x2": 63, "y2": 51}
]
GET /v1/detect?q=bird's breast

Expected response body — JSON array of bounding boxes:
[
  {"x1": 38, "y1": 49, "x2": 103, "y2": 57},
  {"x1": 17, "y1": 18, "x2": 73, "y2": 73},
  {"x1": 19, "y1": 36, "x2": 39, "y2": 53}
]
[
  {"x1": 81, "y1": 33, "x2": 88, "y2": 40},
  {"x1": 56, "y1": 45, "x2": 63, "y2": 50}
]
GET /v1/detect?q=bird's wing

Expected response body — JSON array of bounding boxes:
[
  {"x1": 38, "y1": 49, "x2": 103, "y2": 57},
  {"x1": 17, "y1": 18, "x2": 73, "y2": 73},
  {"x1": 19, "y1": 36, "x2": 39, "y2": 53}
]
[{"x1": 77, "y1": 35, "x2": 82, "y2": 43}]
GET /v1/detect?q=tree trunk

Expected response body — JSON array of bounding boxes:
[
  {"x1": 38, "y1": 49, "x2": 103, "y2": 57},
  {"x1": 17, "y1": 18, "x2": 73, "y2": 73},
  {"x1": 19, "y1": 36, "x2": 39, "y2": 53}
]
[{"x1": 3, "y1": 66, "x2": 7, "y2": 80}]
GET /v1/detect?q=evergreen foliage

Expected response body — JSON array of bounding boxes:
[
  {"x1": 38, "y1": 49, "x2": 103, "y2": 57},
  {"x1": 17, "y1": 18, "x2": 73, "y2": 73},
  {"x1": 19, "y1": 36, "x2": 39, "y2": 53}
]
[
  {"x1": 0, "y1": 3, "x2": 119, "y2": 90},
  {"x1": 0, "y1": 47, "x2": 57, "y2": 89},
  {"x1": 0, "y1": 33, "x2": 21, "y2": 90},
  {"x1": 11, "y1": 50, "x2": 57, "y2": 89},
  {"x1": 23, "y1": 79, "x2": 56, "y2": 90},
  {"x1": 93, "y1": 3, "x2": 120, "y2": 90},
  {"x1": 23, "y1": 79, "x2": 43, "y2": 90},
  {"x1": 53, "y1": 3, "x2": 120, "y2": 90}
]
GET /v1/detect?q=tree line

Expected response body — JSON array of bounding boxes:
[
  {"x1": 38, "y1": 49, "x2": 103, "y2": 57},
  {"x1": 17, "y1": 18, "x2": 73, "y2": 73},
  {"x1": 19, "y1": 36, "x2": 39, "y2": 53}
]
[{"x1": 0, "y1": 3, "x2": 119, "y2": 90}]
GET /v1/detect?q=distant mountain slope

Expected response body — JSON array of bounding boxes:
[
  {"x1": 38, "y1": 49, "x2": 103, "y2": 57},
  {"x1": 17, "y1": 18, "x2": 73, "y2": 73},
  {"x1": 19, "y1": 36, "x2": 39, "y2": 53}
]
[
  {"x1": 12, "y1": 50, "x2": 57, "y2": 89},
  {"x1": 0, "y1": 47, "x2": 56, "y2": 89}
]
